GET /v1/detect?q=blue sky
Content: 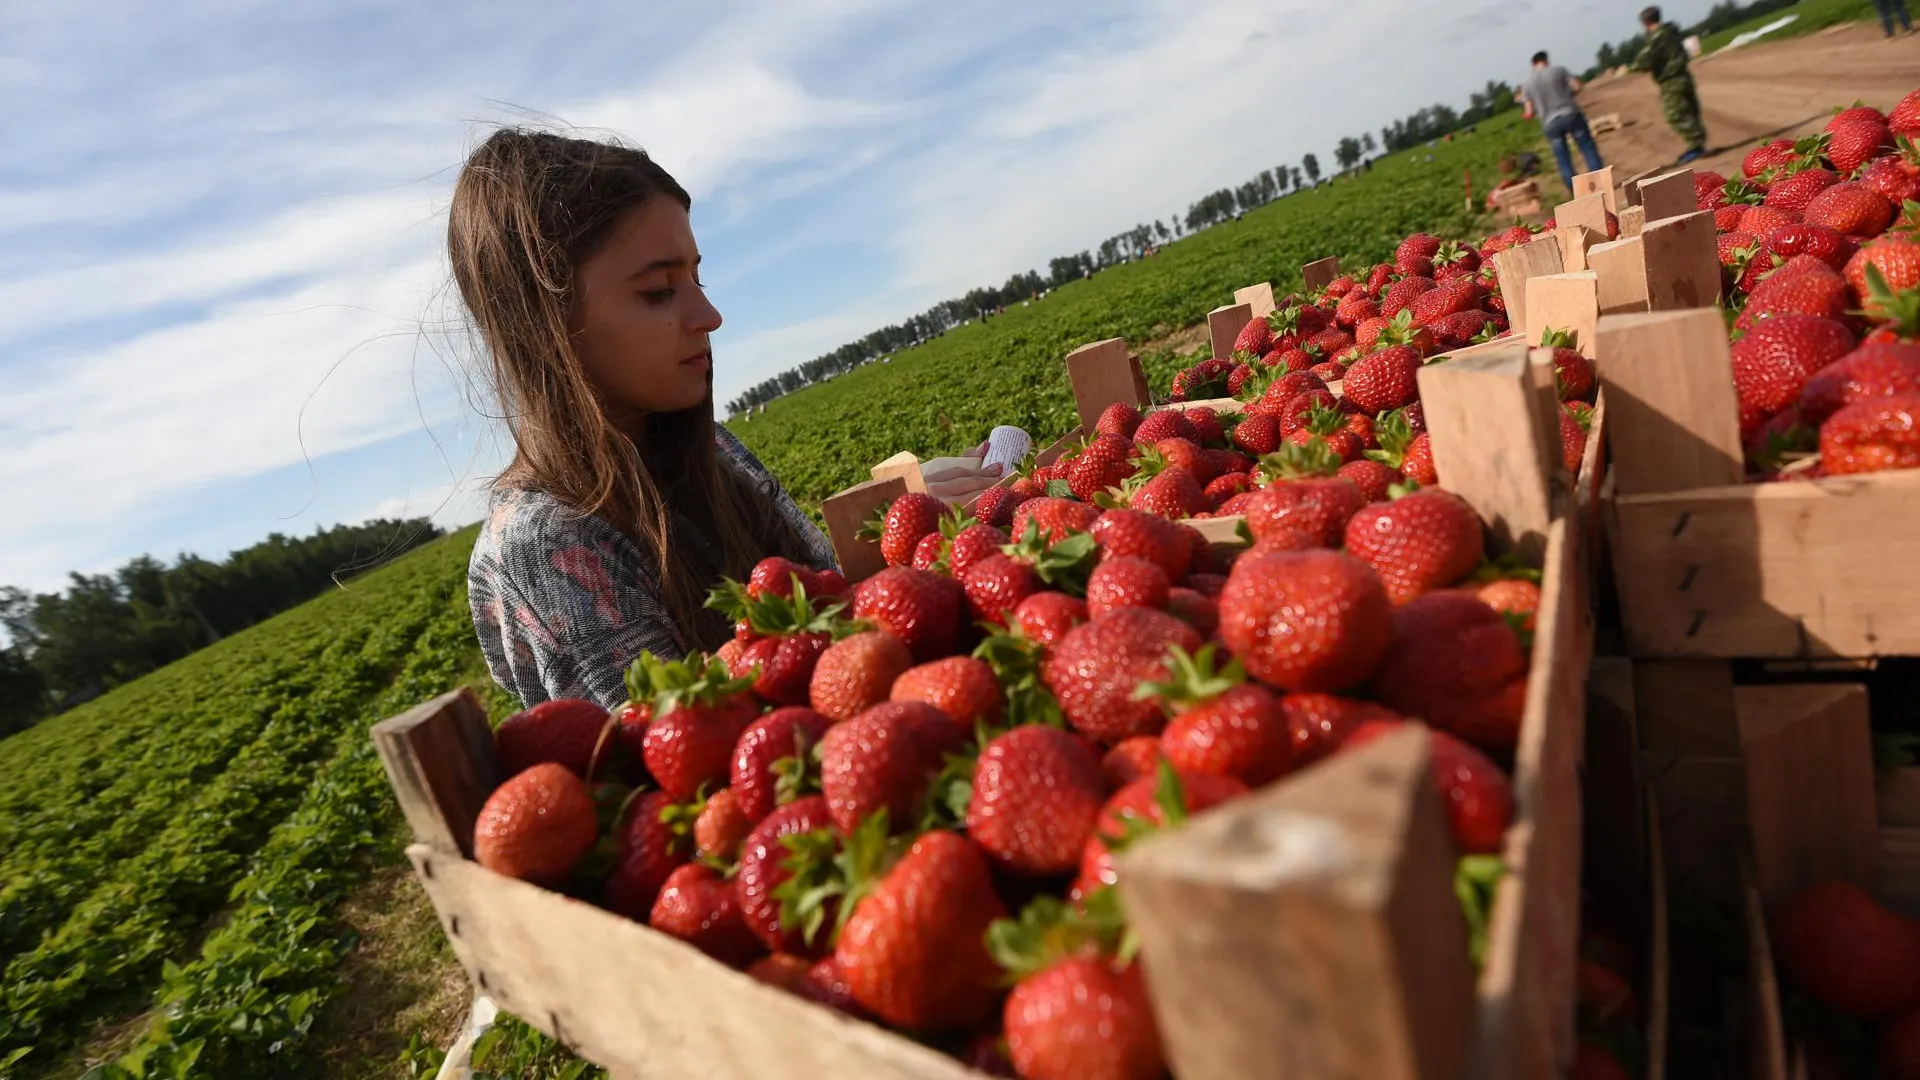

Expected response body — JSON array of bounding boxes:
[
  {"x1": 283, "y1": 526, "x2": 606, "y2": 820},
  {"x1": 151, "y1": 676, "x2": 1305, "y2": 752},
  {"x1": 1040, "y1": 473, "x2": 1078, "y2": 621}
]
[{"x1": 1, "y1": 0, "x2": 1695, "y2": 595}]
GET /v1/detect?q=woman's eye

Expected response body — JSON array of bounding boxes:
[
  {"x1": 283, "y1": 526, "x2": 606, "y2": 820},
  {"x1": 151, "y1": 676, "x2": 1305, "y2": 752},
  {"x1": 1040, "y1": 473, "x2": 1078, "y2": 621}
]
[{"x1": 641, "y1": 288, "x2": 675, "y2": 304}]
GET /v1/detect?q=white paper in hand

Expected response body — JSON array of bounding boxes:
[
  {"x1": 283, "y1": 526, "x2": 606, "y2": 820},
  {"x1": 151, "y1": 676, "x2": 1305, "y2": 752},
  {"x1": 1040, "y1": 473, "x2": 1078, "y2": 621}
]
[{"x1": 981, "y1": 425, "x2": 1033, "y2": 476}]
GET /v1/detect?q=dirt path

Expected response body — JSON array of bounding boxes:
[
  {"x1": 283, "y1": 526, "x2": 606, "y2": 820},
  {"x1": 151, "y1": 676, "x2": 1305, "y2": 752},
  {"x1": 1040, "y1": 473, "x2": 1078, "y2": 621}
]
[{"x1": 1571, "y1": 21, "x2": 1919, "y2": 185}]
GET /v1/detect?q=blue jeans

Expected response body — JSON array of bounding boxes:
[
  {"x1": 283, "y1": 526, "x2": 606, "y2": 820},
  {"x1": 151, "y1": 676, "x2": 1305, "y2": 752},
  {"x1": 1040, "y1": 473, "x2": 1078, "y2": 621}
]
[
  {"x1": 1873, "y1": 0, "x2": 1911, "y2": 35},
  {"x1": 1543, "y1": 112, "x2": 1604, "y2": 195}
]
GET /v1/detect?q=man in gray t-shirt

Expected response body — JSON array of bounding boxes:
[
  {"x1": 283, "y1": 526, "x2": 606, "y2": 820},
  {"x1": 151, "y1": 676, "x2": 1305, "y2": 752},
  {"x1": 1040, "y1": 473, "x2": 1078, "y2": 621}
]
[{"x1": 1517, "y1": 51, "x2": 1604, "y2": 196}]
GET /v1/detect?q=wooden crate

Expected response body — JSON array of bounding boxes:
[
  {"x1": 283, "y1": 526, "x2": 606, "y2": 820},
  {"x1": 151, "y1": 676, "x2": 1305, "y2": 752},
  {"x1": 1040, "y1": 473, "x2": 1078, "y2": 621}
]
[
  {"x1": 376, "y1": 338, "x2": 1597, "y2": 1080},
  {"x1": 1595, "y1": 307, "x2": 1920, "y2": 658}
]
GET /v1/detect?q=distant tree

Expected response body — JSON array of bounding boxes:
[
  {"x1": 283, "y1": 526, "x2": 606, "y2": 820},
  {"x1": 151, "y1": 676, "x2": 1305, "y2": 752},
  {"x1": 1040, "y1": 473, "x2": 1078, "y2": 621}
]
[
  {"x1": 1302, "y1": 153, "x2": 1321, "y2": 184},
  {"x1": 1335, "y1": 137, "x2": 1362, "y2": 171},
  {"x1": 1361, "y1": 133, "x2": 1376, "y2": 154}
]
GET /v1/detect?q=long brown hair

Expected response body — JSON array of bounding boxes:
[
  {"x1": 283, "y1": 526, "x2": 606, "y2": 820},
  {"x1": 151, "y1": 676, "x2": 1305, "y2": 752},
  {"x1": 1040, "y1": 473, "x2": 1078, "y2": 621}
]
[{"x1": 449, "y1": 128, "x2": 814, "y2": 650}]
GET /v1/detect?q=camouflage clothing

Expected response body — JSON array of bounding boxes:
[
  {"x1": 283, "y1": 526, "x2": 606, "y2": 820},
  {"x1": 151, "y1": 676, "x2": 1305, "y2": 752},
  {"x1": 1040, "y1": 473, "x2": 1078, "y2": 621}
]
[{"x1": 1634, "y1": 22, "x2": 1706, "y2": 152}]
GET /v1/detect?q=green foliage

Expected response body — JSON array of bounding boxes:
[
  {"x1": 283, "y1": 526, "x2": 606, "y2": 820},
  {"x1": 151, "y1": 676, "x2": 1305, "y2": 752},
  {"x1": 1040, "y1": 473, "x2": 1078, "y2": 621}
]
[{"x1": 726, "y1": 113, "x2": 1542, "y2": 512}]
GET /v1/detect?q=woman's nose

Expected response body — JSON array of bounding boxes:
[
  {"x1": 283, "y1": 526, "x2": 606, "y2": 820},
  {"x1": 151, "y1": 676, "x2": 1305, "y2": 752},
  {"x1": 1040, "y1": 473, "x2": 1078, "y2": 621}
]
[{"x1": 688, "y1": 284, "x2": 722, "y2": 334}]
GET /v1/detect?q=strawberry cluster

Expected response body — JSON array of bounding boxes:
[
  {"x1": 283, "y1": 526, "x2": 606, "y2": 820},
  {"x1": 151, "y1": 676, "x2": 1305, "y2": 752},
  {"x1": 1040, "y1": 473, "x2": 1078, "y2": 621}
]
[
  {"x1": 467, "y1": 463, "x2": 1538, "y2": 1077},
  {"x1": 1769, "y1": 880, "x2": 1920, "y2": 1076},
  {"x1": 1703, "y1": 90, "x2": 1920, "y2": 479}
]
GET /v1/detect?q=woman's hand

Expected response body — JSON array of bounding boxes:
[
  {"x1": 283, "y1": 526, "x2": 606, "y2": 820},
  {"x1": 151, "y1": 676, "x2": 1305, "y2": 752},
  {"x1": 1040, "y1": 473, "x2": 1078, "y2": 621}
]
[{"x1": 922, "y1": 440, "x2": 1002, "y2": 506}]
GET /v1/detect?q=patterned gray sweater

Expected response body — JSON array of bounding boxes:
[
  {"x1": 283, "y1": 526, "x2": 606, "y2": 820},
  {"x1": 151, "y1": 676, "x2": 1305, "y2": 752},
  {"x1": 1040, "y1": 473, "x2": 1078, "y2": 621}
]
[{"x1": 468, "y1": 426, "x2": 835, "y2": 712}]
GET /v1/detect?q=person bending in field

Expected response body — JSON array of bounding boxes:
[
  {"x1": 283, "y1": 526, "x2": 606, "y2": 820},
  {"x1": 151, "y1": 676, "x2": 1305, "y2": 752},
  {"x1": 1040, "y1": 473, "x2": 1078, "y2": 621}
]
[
  {"x1": 452, "y1": 130, "x2": 998, "y2": 710},
  {"x1": 1632, "y1": 7, "x2": 1708, "y2": 164},
  {"x1": 1517, "y1": 50, "x2": 1604, "y2": 196}
]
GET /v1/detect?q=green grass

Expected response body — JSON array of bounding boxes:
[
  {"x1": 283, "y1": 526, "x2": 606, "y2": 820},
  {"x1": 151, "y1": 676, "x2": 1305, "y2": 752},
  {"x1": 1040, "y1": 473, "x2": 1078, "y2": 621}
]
[
  {"x1": 725, "y1": 111, "x2": 1546, "y2": 509},
  {"x1": 1700, "y1": 0, "x2": 1881, "y2": 52}
]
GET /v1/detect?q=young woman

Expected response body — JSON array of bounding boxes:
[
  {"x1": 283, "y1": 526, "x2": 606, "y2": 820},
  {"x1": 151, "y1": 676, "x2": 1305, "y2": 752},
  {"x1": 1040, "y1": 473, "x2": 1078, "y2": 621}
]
[{"x1": 452, "y1": 129, "x2": 996, "y2": 711}]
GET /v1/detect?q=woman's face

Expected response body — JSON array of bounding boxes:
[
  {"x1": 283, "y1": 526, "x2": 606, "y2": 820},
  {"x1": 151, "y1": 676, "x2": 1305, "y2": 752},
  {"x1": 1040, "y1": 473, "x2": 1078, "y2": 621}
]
[{"x1": 571, "y1": 198, "x2": 722, "y2": 426}]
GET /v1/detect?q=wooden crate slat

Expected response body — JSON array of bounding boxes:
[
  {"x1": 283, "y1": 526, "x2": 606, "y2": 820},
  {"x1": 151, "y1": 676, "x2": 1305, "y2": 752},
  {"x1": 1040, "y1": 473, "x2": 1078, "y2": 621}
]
[
  {"x1": 869, "y1": 451, "x2": 927, "y2": 493},
  {"x1": 372, "y1": 687, "x2": 499, "y2": 858},
  {"x1": 1208, "y1": 303, "x2": 1253, "y2": 361},
  {"x1": 1646, "y1": 782, "x2": 1671, "y2": 1080},
  {"x1": 1593, "y1": 308, "x2": 1744, "y2": 498},
  {"x1": 1634, "y1": 169, "x2": 1698, "y2": 224},
  {"x1": 1641, "y1": 211, "x2": 1722, "y2": 311},
  {"x1": 1117, "y1": 724, "x2": 1477, "y2": 1080},
  {"x1": 1415, "y1": 342, "x2": 1558, "y2": 563},
  {"x1": 1741, "y1": 855, "x2": 1790, "y2": 1080},
  {"x1": 406, "y1": 846, "x2": 978, "y2": 1080},
  {"x1": 1492, "y1": 237, "x2": 1565, "y2": 338},
  {"x1": 1524, "y1": 272, "x2": 1599, "y2": 355},
  {"x1": 1737, "y1": 683, "x2": 1878, "y2": 904},
  {"x1": 1617, "y1": 205, "x2": 1647, "y2": 238},
  {"x1": 1588, "y1": 237, "x2": 1650, "y2": 315},
  {"x1": 1572, "y1": 166, "x2": 1617, "y2": 212},
  {"x1": 821, "y1": 476, "x2": 907, "y2": 584},
  {"x1": 1302, "y1": 256, "x2": 1341, "y2": 290},
  {"x1": 1609, "y1": 470, "x2": 1920, "y2": 657},
  {"x1": 1065, "y1": 338, "x2": 1147, "y2": 432},
  {"x1": 1234, "y1": 282, "x2": 1278, "y2": 320}
]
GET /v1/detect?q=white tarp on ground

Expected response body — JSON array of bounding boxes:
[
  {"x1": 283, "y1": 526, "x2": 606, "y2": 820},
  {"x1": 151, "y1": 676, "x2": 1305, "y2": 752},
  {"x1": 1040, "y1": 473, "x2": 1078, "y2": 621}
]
[{"x1": 1716, "y1": 15, "x2": 1800, "y2": 53}]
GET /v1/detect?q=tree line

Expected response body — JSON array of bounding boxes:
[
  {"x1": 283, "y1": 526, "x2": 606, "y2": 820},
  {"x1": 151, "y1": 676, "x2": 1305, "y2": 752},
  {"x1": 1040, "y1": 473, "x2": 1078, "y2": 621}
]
[
  {"x1": 724, "y1": 76, "x2": 1522, "y2": 418},
  {"x1": 0, "y1": 517, "x2": 443, "y2": 736}
]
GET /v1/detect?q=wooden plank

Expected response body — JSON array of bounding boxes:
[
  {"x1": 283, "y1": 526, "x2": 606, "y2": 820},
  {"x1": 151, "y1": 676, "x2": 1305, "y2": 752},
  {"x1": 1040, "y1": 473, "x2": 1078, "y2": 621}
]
[
  {"x1": 1617, "y1": 204, "x2": 1647, "y2": 238},
  {"x1": 1065, "y1": 338, "x2": 1147, "y2": 433},
  {"x1": 1524, "y1": 272, "x2": 1598, "y2": 356},
  {"x1": 1588, "y1": 237, "x2": 1650, "y2": 315},
  {"x1": 1737, "y1": 683, "x2": 1878, "y2": 904},
  {"x1": 373, "y1": 687, "x2": 499, "y2": 858},
  {"x1": 1302, "y1": 256, "x2": 1341, "y2": 291},
  {"x1": 1609, "y1": 469, "x2": 1920, "y2": 657},
  {"x1": 869, "y1": 451, "x2": 927, "y2": 493},
  {"x1": 1644, "y1": 753, "x2": 1744, "y2": 906},
  {"x1": 1414, "y1": 342, "x2": 1558, "y2": 562},
  {"x1": 1641, "y1": 211, "x2": 1722, "y2": 311},
  {"x1": 1492, "y1": 237, "x2": 1565, "y2": 340},
  {"x1": 1234, "y1": 282, "x2": 1278, "y2": 320},
  {"x1": 1208, "y1": 303, "x2": 1254, "y2": 360},
  {"x1": 1572, "y1": 166, "x2": 1617, "y2": 212},
  {"x1": 1033, "y1": 429, "x2": 1080, "y2": 468},
  {"x1": 1742, "y1": 855, "x2": 1790, "y2": 1080},
  {"x1": 406, "y1": 846, "x2": 976, "y2": 1080},
  {"x1": 1585, "y1": 658, "x2": 1644, "y2": 892},
  {"x1": 1592, "y1": 308, "x2": 1744, "y2": 498},
  {"x1": 1632, "y1": 660, "x2": 1739, "y2": 756},
  {"x1": 1118, "y1": 724, "x2": 1476, "y2": 1080},
  {"x1": 820, "y1": 476, "x2": 906, "y2": 584},
  {"x1": 1149, "y1": 396, "x2": 1244, "y2": 417},
  {"x1": 1636, "y1": 169, "x2": 1698, "y2": 224},
  {"x1": 1554, "y1": 193, "x2": 1610, "y2": 272},
  {"x1": 1646, "y1": 782, "x2": 1671, "y2": 1080}
]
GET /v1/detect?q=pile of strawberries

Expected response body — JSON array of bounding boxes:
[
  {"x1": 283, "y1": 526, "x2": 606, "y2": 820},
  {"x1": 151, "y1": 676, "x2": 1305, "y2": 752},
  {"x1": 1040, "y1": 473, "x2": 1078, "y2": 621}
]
[
  {"x1": 1701, "y1": 89, "x2": 1920, "y2": 479},
  {"x1": 467, "y1": 472, "x2": 1543, "y2": 1078},
  {"x1": 1766, "y1": 880, "x2": 1920, "y2": 1076},
  {"x1": 985, "y1": 225, "x2": 1603, "y2": 528}
]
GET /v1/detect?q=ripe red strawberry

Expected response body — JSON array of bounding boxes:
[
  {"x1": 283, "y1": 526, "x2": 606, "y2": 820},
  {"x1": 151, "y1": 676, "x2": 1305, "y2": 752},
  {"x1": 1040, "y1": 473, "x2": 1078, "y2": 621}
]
[
  {"x1": 1479, "y1": 578, "x2": 1543, "y2": 633},
  {"x1": 1846, "y1": 235, "x2": 1920, "y2": 303},
  {"x1": 1537, "y1": 328, "x2": 1595, "y2": 402},
  {"x1": 1894, "y1": 89, "x2": 1920, "y2": 136},
  {"x1": 1344, "y1": 488, "x2": 1484, "y2": 604},
  {"x1": 1695, "y1": 169, "x2": 1731, "y2": 208},
  {"x1": 1217, "y1": 549, "x2": 1393, "y2": 692},
  {"x1": 1820, "y1": 395, "x2": 1920, "y2": 474},
  {"x1": 1745, "y1": 139, "x2": 1796, "y2": 178},
  {"x1": 1380, "y1": 275, "x2": 1437, "y2": 318},
  {"x1": 1307, "y1": 327, "x2": 1355, "y2": 355},
  {"x1": 1144, "y1": 645, "x2": 1291, "y2": 786},
  {"x1": 853, "y1": 566, "x2": 966, "y2": 662},
  {"x1": 495, "y1": 698, "x2": 612, "y2": 779},
  {"x1": 1251, "y1": 371, "x2": 1329, "y2": 415},
  {"x1": 605, "y1": 790, "x2": 692, "y2": 917},
  {"x1": 630, "y1": 653, "x2": 760, "y2": 800},
  {"x1": 1803, "y1": 181, "x2": 1895, "y2": 238},
  {"x1": 1004, "y1": 958, "x2": 1165, "y2": 1080},
  {"x1": 1402, "y1": 432, "x2": 1439, "y2": 484},
  {"x1": 1409, "y1": 277, "x2": 1483, "y2": 328},
  {"x1": 1233, "y1": 316, "x2": 1273, "y2": 356},
  {"x1": 879, "y1": 492, "x2": 945, "y2": 567},
  {"x1": 1280, "y1": 693, "x2": 1403, "y2": 767},
  {"x1": 1045, "y1": 608, "x2": 1202, "y2": 742},
  {"x1": 1826, "y1": 118, "x2": 1893, "y2": 175},
  {"x1": 1342, "y1": 344, "x2": 1423, "y2": 413},
  {"x1": 1078, "y1": 766, "x2": 1246, "y2": 891},
  {"x1": 1739, "y1": 257, "x2": 1851, "y2": 328},
  {"x1": 1244, "y1": 477, "x2": 1365, "y2": 545},
  {"x1": 1010, "y1": 591, "x2": 1088, "y2": 648},
  {"x1": 968, "y1": 726, "x2": 1106, "y2": 875},
  {"x1": 736, "y1": 795, "x2": 838, "y2": 955},
  {"x1": 1184, "y1": 407, "x2": 1226, "y2": 447},
  {"x1": 1365, "y1": 263, "x2": 1394, "y2": 295},
  {"x1": 1275, "y1": 389, "x2": 1339, "y2": 437},
  {"x1": 1150, "y1": 437, "x2": 1216, "y2": 485},
  {"x1": 1088, "y1": 507, "x2": 1191, "y2": 580},
  {"x1": 693, "y1": 787, "x2": 753, "y2": 861},
  {"x1": 1740, "y1": 204, "x2": 1801, "y2": 237},
  {"x1": 1132, "y1": 410, "x2": 1198, "y2": 444},
  {"x1": 891, "y1": 656, "x2": 1003, "y2": 727},
  {"x1": 737, "y1": 631, "x2": 834, "y2": 707},
  {"x1": 818, "y1": 700, "x2": 962, "y2": 834},
  {"x1": 747, "y1": 556, "x2": 837, "y2": 600},
  {"x1": 948, "y1": 521, "x2": 1011, "y2": 578},
  {"x1": 1799, "y1": 342, "x2": 1920, "y2": 425},
  {"x1": 1204, "y1": 472, "x2": 1252, "y2": 505},
  {"x1": 1342, "y1": 720, "x2": 1512, "y2": 854},
  {"x1": 1335, "y1": 292, "x2": 1381, "y2": 329},
  {"x1": 1093, "y1": 402, "x2": 1142, "y2": 439},
  {"x1": 1203, "y1": 446, "x2": 1253, "y2": 475},
  {"x1": 732, "y1": 706, "x2": 835, "y2": 821},
  {"x1": 1431, "y1": 309, "x2": 1490, "y2": 349},
  {"x1": 1766, "y1": 222, "x2": 1856, "y2": 271},
  {"x1": 1130, "y1": 466, "x2": 1207, "y2": 520},
  {"x1": 1560, "y1": 409, "x2": 1589, "y2": 473},
  {"x1": 836, "y1": 830, "x2": 1008, "y2": 1032},
  {"x1": 650, "y1": 863, "x2": 763, "y2": 966},
  {"x1": 472, "y1": 762, "x2": 598, "y2": 885},
  {"x1": 1011, "y1": 497, "x2": 1100, "y2": 545},
  {"x1": 1231, "y1": 412, "x2": 1282, "y2": 455},
  {"x1": 1068, "y1": 433, "x2": 1138, "y2": 501},
  {"x1": 1084, "y1": 556, "x2": 1172, "y2": 618},
  {"x1": 1162, "y1": 586, "x2": 1218, "y2": 636},
  {"x1": 1100, "y1": 736, "x2": 1163, "y2": 790},
  {"x1": 1765, "y1": 167, "x2": 1840, "y2": 214},
  {"x1": 1773, "y1": 880, "x2": 1920, "y2": 1018},
  {"x1": 1861, "y1": 151, "x2": 1920, "y2": 206},
  {"x1": 1336, "y1": 458, "x2": 1401, "y2": 502},
  {"x1": 810, "y1": 630, "x2": 914, "y2": 721},
  {"x1": 1714, "y1": 204, "x2": 1749, "y2": 231},
  {"x1": 1731, "y1": 313, "x2": 1856, "y2": 414},
  {"x1": 1367, "y1": 592, "x2": 1530, "y2": 753}
]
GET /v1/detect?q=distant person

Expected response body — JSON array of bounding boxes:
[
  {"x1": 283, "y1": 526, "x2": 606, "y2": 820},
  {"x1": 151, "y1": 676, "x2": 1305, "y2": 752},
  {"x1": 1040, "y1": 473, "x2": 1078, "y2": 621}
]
[
  {"x1": 451, "y1": 130, "x2": 1000, "y2": 709},
  {"x1": 1871, "y1": 0, "x2": 1913, "y2": 37},
  {"x1": 1631, "y1": 7, "x2": 1708, "y2": 163},
  {"x1": 1518, "y1": 51, "x2": 1604, "y2": 195}
]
